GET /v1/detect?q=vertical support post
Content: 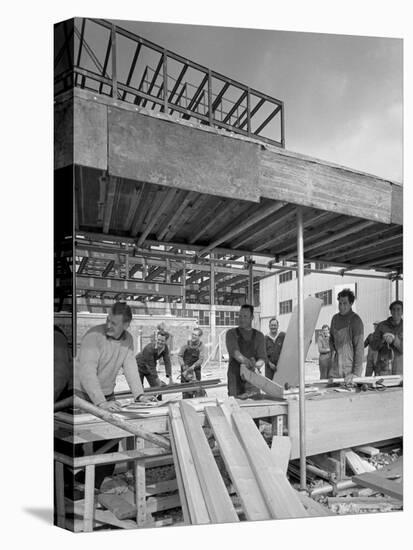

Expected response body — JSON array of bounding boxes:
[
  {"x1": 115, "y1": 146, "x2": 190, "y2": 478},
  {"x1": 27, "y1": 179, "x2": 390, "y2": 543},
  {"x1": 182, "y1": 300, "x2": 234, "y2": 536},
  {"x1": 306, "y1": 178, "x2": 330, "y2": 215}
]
[
  {"x1": 165, "y1": 258, "x2": 171, "y2": 315},
  {"x1": 210, "y1": 254, "x2": 216, "y2": 356},
  {"x1": 135, "y1": 434, "x2": 147, "y2": 526},
  {"x1": 125, "y1": 250, "x2": 129, "y2": 280},
  {"x1": 248, "y1": 257, "x2": 254, "y2": 305},
  {"x1": 395, "y1": 276, "x2": 399, "y2": 300},
  {"x1": 83, "y1": 464, "x2": 95, "y2": 532},
  {"x1": 246, "y1": 88, "x2": 251, "y2": 137},
  {"x1": 111, "y1": 23, "x2": 118, "y2": 98},
  {"x1": 281, "y1": 101, "x2": 285, "y2": 148},
  {"x1": 207, "y1": 69, "x2": 213, "y2": 126},
  {"x1": 137, "y1": 328, "x2": 143, "y2": 353},
  {"x1": 163, "y1": 49, "x2": 168, "y2": 113},
  {"x1": 182, "y1": 262, "x2": 187, "y2": 310},
  {"x1": 296, "y1": 207, "x2": 306, "y2": 490}
]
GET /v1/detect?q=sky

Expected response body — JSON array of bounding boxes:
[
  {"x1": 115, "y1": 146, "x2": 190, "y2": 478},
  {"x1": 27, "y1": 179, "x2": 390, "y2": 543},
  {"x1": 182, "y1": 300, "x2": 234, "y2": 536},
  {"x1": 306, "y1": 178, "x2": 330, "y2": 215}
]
[{"x1": 108, "y1": 18, "x2": 403, "y2": 183}]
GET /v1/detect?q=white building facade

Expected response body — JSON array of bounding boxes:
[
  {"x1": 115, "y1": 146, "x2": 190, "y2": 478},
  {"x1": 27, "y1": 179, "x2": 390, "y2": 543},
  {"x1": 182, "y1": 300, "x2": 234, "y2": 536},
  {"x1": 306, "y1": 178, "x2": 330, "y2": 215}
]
[{"x1": 259, "y1": 263, "x2": 403, "y2": 360}]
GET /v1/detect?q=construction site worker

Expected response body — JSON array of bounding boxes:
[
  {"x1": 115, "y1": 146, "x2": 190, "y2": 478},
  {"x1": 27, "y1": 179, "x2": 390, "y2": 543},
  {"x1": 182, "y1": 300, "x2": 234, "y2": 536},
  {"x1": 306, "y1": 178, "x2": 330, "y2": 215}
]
[
  {"x1": 364, "y1": 321, "x2": 380, "y2": 376},
  {"x1": 329, "y1": 288, "x2": 364, "y2": 383},
  {"x1": 178, "y1": 327, "x2": 206, "y2": 398},
  {"x1": 75, "y1": 302, "x2": 153, "y2": 410},
  {"x1": 264, "y1": 317, "x2": 285, "y2": 379},
  {"x1": 225, "y1": 304, "x2": 266, "y2": 398},
  {"x1": 136, "y1": 330, "x2": 173, "y2": 389},
  {"x1": 74, "y1": 302, "x2": 154, "y2": 488},
  {"x1": 317, "y1": 324, "x2": 331, "y2": 379},
  {"x1": 371, "y1": 300, "x2": 403, "y2": 375}
]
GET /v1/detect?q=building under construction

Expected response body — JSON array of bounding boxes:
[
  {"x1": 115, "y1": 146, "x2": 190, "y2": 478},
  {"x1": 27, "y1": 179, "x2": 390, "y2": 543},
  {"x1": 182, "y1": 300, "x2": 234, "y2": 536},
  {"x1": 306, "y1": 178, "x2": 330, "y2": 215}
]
[{"x1": 54, "y1": 18, "x2": 403, "y2": 532}]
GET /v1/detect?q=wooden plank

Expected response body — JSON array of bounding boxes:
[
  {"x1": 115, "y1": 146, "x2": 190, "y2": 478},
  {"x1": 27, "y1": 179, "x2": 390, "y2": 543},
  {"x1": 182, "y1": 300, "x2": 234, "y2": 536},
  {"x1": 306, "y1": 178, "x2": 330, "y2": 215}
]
[
  {"x1": 168, "y1": 404, "x2": 210, "y2": 524},
  {"x1": 274, "y1": 296, "x2": 323, "y2": 387},
  {"x1": 180, "y1": 401, "x2": 239, "y2": 524},
  {"x1": 168, "y1": 428, "x2": 190, "y2": 524},
  {"x1": 352, "y1": 472, "x2": 403, "y2": 500},
  {"x1": 71, "y1": 500, "x2": 137, "y2": 530},
  {"x1": 83, "y1": 464, "x2": 95, "y2": 532},
  {"x1": 353, "y1": 445, "x2": 380, "y2": 457},
  {"x1": 345, "y1": 450, "x2": 376, "y2": 475},
  {"x1": 297, "y1": 492, "x2": 334, "y2": 516},
  {"x1": 230, "y1": 408, "x2": 308, "y2": 519},
  {"x1": 270, "y1": 436, "x2": 291, "y2": 475},
  {"x1": 54, "y1": 460, "x2": 66, "y2": 528},
  {"x1": 146, "y1": 479, "x2": 178, "y2": 496},
  {"x1": 97, "y1": 493, "x2": 136, "y2": 520},
  {"x1": 73, "y1": 396, "x2": 171, "y2": 450},
  {"x1": 205, "y1": 406, "x2": 270, "y2": 521},
  {"x1": 288, "y1": 389, "x2": 403, "y2": 459},
  {"x1": 259, "y1": 147, "x2": 394, "y2": 224},
  {"x1": 240, "y1": 365, "x2": 284, "y2": 398},
  {"x1": 135, "y1": 435, "x2": 146, "y2": 526}
]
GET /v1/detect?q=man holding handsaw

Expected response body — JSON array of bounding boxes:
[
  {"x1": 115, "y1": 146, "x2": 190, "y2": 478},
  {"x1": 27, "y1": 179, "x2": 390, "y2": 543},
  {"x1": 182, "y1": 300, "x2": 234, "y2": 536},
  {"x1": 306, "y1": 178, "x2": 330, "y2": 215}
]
[{"x1": 177, "y1": 327, "x2": 206, "y2": 398}]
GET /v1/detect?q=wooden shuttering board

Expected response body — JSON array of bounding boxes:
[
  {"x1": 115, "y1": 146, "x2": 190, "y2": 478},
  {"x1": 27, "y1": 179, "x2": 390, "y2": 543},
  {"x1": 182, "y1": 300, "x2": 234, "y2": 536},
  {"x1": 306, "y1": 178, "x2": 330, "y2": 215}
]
[
  {"x1": 179, "y1": 401, "x2": 239, "y2": 524},
  {"x1": 240, "y1": 365, "x2": 284, "y2": 398},
  {"x1": 287, "y1": 389, "x2": 403, "y2": 459},
  {"x1": 352, "y1": 472, "x2": 403, "y2": 501},
  {"x1": 204, "y1": 406, "x2": 271, "y2": 521},
  {"x1": 271, "y1": 436, "x2": 292, "y2": 476},
  {"x1": 345, "y1": 450, "x2": 376, "y2": 475},
  {"x1": 274, "y1": 296, "x2": 323, "y2": 387},
  {"x1": 230, "y1": 409, "x2": 308, "y2": 519},
  {"x1": 168, "y1": 404, "x2": 210, "y2": 524}
]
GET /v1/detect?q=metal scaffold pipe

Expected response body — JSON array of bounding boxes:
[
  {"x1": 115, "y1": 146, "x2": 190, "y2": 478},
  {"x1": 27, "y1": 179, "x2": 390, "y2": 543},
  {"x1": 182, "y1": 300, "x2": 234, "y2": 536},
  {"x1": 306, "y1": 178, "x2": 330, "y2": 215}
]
[{"x1": 297, "y1": 207, "x2": 306, "y2": 490}]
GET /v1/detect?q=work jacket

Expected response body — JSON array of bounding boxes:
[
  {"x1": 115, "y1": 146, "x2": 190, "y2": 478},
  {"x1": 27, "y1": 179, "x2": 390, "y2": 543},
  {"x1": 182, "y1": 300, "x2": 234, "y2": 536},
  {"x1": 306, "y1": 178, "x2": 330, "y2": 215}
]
[{"x1": 371, "y1": 317, "x2": 403, "y2": 375}]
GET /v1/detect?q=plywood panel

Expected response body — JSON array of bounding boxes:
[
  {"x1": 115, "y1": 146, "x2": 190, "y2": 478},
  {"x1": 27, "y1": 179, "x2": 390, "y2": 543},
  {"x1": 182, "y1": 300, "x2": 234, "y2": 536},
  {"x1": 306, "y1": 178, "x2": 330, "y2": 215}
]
[
  {"x1": 274, "y1": 296, "x2": 323, "y2": 387},
  {"x1": 288, "y1": 389, "x2": 403, "y2": 459},
  {"x1": 107, "y1": 106, "x2": 260, "y2": 202}
]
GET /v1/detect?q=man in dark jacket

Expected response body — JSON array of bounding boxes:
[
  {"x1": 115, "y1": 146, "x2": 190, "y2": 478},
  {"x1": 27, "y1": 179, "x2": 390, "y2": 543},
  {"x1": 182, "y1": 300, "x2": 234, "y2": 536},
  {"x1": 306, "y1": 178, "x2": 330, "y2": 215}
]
[
  {"x1": 178, "y1": 327, "x2": 206, "y2": 398},
  {"x1": 225, "y1": 304, "x2": 266, "y2": 398},
  {"x1": 136, "y1": 331, "x2": 173, "y2": 388},
  {"x1": 371, "y1": 300, "x2": 403, "y2": 375},
  {"x1": 329, "y1": 288, "x2": 364, "y2": 383},
  {"x1": 264, "y1": 317, "x2": 285, "y2": 379}
]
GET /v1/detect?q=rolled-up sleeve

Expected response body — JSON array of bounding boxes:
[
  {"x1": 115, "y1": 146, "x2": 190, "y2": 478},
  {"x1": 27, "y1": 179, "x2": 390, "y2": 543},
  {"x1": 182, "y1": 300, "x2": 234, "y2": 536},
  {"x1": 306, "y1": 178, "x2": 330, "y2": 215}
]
[{"x1": 77, "y1": 332, "x2": 106, "y2": 405}]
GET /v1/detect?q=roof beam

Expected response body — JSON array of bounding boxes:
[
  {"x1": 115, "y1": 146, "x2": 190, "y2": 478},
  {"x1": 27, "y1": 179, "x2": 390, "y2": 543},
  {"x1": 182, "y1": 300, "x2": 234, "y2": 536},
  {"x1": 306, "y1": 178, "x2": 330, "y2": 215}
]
[
  {"x1": 198, "y1": 201, "x2": 286, "y2": 256},
  {"x1": 77, "y1": 257, "x2": 89, "y2": 274},
  {"x1": 102, "y1": 176, "x2": 118, "y2": 234},
  {"x1": 231, "y1": 204, "x2": 296, "y2": 249},
  {"x1": 254, "y1": 105, "x2": 281, "y2": 135},
  {"x1": 140, "y1": 56, "x2": 164, "y2": 108},
  {"x1": 157, "y1": 190, "x2": 198, "y2": 241},
  {"x1": 282, "y1": 220, "x2": 374, "y2": 260},
  {"x1": 136, "y1": 187, "x2": 178, "y2": 246},
  {"x1": 122, "y1": 42, "x2": 142, "y2": 100}
]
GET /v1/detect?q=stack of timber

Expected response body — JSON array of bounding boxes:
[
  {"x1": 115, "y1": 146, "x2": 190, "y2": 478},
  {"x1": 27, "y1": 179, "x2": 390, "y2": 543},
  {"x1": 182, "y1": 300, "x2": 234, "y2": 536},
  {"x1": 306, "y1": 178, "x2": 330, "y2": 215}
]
[{"x1": 168, "y1": 397, "x2": 313, "y2": 524}]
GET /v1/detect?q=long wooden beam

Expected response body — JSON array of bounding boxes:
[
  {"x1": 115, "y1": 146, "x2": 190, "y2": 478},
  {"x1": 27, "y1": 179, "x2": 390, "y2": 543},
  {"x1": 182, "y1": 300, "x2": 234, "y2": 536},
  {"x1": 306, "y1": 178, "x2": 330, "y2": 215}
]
[
  {"x1": 199, "y1": 201, "x2": 286, "y2": 256},
  {"x1": 75, "y1": 274, "x2": 183, "y2": 296}
]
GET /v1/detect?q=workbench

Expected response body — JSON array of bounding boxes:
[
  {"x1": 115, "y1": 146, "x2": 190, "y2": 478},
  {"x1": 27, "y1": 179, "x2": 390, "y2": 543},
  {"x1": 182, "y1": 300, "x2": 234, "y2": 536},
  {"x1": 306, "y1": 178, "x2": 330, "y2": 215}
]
[{"x1": 54, "y1": 387, "x2": 403, "y2": 531}]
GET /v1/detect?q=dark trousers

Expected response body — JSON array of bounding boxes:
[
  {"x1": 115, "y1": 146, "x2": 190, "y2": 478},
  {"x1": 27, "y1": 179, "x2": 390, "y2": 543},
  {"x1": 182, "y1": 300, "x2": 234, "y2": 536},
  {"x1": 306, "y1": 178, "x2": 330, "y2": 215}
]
[
  {"x1": 227, "y1": 361, "x2": 245, "y2": 397},
  {"x1": 181, "y1": 368, "x2": 205, "y2": 399},
  {"x1": 139, "y1": 369, "x2": 166, "y2": 401}
]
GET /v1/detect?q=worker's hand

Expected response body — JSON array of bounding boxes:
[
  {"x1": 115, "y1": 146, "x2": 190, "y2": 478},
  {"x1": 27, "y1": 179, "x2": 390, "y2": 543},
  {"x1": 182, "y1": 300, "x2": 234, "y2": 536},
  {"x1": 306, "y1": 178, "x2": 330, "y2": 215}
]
[
  {"x1": 269, "y1": 361, "x2": 276, "y2": 371},
  {"x1": 138, "y1": 394, "x2": 157, "y2": 403},
  {"x1": 99, "y1": 400, "x2": 122, "y2": 412},
  {"x1": 249, "y1": 357, "x2": 257, "y2": 370},
  {"x1": 344, "y1": 372, "x2": 355, "y2": 386},
  {"x1": 383, "y1": 332, "x2": 395, "y2": 345},
  {"x1": 167, "y1": 376, "x2": 174, "y2": 385}
]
